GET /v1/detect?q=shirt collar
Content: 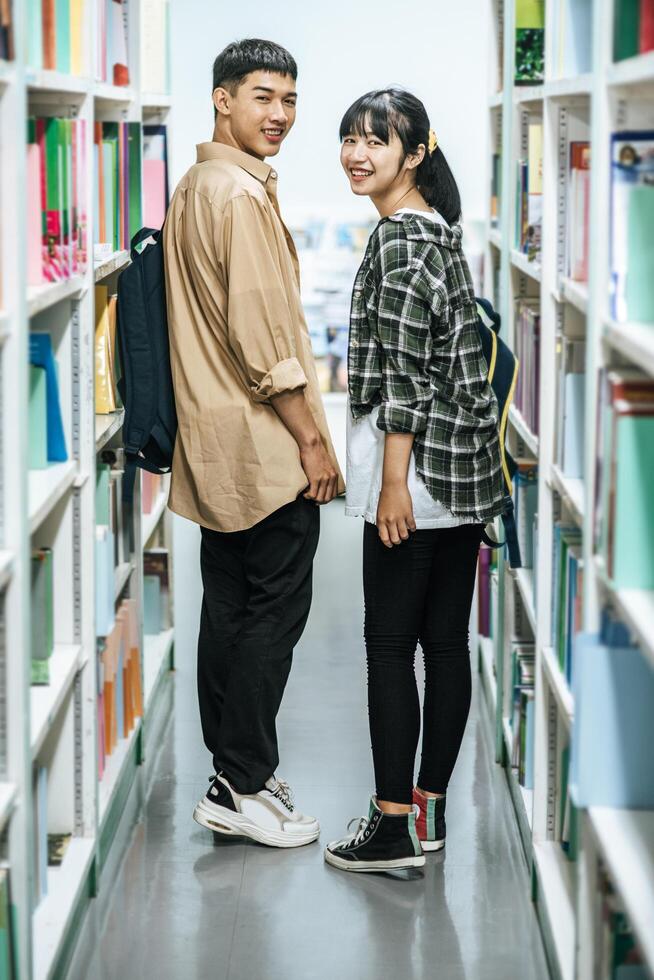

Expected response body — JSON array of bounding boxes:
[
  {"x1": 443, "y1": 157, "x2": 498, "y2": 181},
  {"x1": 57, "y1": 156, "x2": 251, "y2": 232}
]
[{"x1": 196, "y1": 142, "x2": 277, "y2": 186}]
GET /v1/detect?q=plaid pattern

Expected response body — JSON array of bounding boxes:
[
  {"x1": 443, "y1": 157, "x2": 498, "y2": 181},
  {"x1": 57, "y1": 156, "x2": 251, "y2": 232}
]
[{"x1": 348, "y1": 213, "x2": 508, "y2": 523}]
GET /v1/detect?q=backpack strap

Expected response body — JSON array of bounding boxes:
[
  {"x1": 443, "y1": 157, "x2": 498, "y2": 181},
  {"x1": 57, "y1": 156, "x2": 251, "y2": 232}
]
[
  {"x1": 480, "y1": 501, "x2": 523, "y2": 569},
  {"x1": 130, "y1": 226, "x2": 160, "y2": 259}
]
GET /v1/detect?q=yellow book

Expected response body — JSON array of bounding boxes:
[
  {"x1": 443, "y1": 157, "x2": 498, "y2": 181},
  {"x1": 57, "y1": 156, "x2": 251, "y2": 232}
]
[
  {"x1": 70, "y1": 0, "x2": 85, "y2": 75},
  {"x1": 528, "y1": 122, "x2": 543, "y2": 195},
  {"x1": 95, "y1": 285, "x2": 117, "y2": 413}
]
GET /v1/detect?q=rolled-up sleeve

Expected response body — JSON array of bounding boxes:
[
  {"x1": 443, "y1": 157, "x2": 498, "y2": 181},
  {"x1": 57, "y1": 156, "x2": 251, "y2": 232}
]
[
  {"x1": 375, "y1": 265, "x2": 445, "y2": 435},
  {"x1": 218, "y1": 193, "x2": 308, "y2": 401}
]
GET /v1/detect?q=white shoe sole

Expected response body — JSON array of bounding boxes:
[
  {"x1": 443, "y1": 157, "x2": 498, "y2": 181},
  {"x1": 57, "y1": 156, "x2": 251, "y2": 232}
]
[
  {"x1": 193, "y1": 799, "x2": 320, "y2": 849},
  {"x1": 421, "y1": 838, "x2": 445, "y2": 852},
  {"x1": 324, "y1": 849, "x2": 426, "y2": 873}
]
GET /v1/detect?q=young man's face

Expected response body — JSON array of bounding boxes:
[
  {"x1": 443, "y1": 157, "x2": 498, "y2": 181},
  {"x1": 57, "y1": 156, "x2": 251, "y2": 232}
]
[{"x1": 214, "y1": 71, "x2": 297, "y2": 159}]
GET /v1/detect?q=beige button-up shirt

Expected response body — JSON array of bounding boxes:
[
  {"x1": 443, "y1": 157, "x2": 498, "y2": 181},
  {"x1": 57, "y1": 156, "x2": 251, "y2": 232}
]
[{"x1": 163, "y1": 142, "x2": 344, "y2": 532}]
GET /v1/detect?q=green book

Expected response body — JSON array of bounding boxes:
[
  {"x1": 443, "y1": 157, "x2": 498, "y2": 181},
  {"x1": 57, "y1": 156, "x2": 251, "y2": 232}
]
[
  {"x1": 31, "y1": 548, "x2": 54, "y2": 684},
  {"x1": 29, "y1": 366, "x2": 48, "y2": 470},
  {"x1": 0, "y1": 870, "x2": 10, "y2": 980},
  {"x1": 614, "y1": 0, "x2": 640, "y2": 61},
  {"x1": 103, "y1": 123, "x2": 120, "y2": 250},
  {"x1": 26, "y1": 0, "x2": 43, "y2": 69},
  {"x1": 143, "y1": 575, "x2": 162, "y2": 634},
  {"x1": 127, "y1": 122, "x2": 143, "y2": 244},
  {"x1": 55, "y1": 0, "x2": 71, "y2": 72},
  {"x1": 626, "y1": 185, "x2": 654, "y2": 322},
  {"x1": 95, "y1": 463, "x2": 112, "y2": 525},
  {"x1": 613, "y1": 413, "x2": 654, "y2": 588}
]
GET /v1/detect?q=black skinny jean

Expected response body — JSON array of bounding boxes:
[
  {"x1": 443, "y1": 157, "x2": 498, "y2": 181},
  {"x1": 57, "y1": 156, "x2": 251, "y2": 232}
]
[{"x1": 363, "y1": 520, "x2": 484, "y2": 805}]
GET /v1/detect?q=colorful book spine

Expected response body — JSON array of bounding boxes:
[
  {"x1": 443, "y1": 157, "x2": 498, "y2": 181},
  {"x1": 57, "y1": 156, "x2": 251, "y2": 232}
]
[
  {"x1": 568, "y1": 142, "x2": 591, "y2": 282},
  {"x1": 614, "y1": 0, "x2": 641, "y2": 60},
  {"x1": 93, "y1": 121, "x2": 142, "y2": 251},
  {"x1": 515, "y1": 0, "x2": 545, "y2": 83},
  {"x1": 610, "y1": 130, "x2": 654, "y2": 322}
]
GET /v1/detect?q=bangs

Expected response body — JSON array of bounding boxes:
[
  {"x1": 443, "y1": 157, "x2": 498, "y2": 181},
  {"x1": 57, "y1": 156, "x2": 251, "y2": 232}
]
[{"x1": 339, "y1": 91, "x2": 407, "y2": 145}]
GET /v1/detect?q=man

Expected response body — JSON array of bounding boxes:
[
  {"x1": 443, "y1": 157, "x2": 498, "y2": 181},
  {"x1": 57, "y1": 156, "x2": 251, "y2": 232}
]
[{"x1": 164, "y1": 39, "x2": 344, "y2": 848}]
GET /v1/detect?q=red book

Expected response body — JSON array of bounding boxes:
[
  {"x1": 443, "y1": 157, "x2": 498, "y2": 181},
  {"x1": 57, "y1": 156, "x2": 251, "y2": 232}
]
[
  {"x1": 640, "y1": 0, "x2": 654, "y2": 51},
  {"x1": 95, "y1": 122, "x2": 105, "y2": 243},
  {"x1": 42, "y1": 0, "x2": 56, "y2": 70}
]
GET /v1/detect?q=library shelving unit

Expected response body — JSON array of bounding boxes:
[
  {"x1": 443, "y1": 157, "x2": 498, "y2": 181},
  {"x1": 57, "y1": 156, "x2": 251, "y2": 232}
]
[
  {"x1": 0, "y1": 2, "x2": 173, "y2": 978},
  {"x1": 478, "y1": 2, "x2": 654, "y2": 980}
]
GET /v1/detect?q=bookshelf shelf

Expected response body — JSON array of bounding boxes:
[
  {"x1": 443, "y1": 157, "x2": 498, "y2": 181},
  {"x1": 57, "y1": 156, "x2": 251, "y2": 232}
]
[
  {"x1": 508, "y1": 405, "x2": 539, "y2": 455},
  {"x1": 144, "y1": 627, "x2": 174, "y2": 710},
  {"x1": 32, "y1": 835, "x2": 96, "y2": 980},
  {"x1": 98, "y1": 720, "x2": 142, "y2": 826},
  {"x1": 604, "y1": 318, "x2": 654, "y2": 378},
  {"x1": 560, "y1": 277, "x2": 588, "y2": 315},
  {"x1": 30, "y1": 644, "x2": 86, "y2": 758},
  {"x1": 114, "y1": 561, "x2": 134, "y2": 600},
  {"x1": 541, "y1": 645, "x2": 574, "y2": 726},
  {"x1": 511, "y1": 566, "x2": 537, "y2": 633},
  {"x1": 93, "y1": 82, "x2": 136, "y2": 105},
  {"x1": 586, "y1": 807, "x2": 654, "y2": 973},
  {"x1": 95, "y1": 411, "x2": 125, "y2": 452},
  {"x1": 595, "y1": 557, "x2": 654, "y2": 669},
  {"x1": 141, "y1": 93, "x2": 172, "y2": 109},
  {"x1": 0, "y1": 549, "x2": 13, "y2": 591},
  {"x1": 606, "y1": 50, "x2": 654, "y2": 89},
  {"x1": 546, "y1": 75, "x2": 593, "y2": 99},
  {"x1": 27, "y1": 277, "x2": 86, "y2": 318},
  {"x1": 549, "y1": 464, "x2": 584, "y2": 526},
  {"x1": 533, "y1": 841, "x2": 575, "y2": 980},
  {"x1": 513, "y1": 85, "x2": 545, "y2": 105},
  {"x1": 503, "y1": 714, "x2": 534, "y2": 854},
  {"x1": 0, "y1": 782, "x2": 17, "y2": 832},
  {"x1": 510, "y1": 249, "x2": 542, "y2": 282},
  {"x1": 489, "y1": 228, "x2": 502, "y2": 249},
  {"x1": 142, "y1": 492, "x2": 168, "y2": 547},
  {"x1": 28, "y1": 461, "x2": 77, "y2": 534},
  {"x1": 25, "y1": 69, "x2": 89, "y2": 96},
  {"x1": 94, "y1": 250, "x2": 130, "y2": 283},
  {"x1": 478, "y1": 635, "x2": 497, "y2": 716}
]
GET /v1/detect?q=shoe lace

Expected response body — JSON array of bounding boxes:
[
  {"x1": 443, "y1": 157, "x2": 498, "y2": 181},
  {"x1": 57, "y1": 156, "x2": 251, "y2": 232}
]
[
  {"x1": 344, "y1": 816, "x2": 370, "y2": 846},
  {"x1": 271, "y1": 778, "x2": 295, "y2": 812}
]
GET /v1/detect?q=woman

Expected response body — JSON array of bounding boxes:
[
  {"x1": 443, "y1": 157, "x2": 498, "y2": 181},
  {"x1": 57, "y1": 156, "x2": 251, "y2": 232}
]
[{"x1": 324, "y1": 89, "x2": 509, "y2": 874}]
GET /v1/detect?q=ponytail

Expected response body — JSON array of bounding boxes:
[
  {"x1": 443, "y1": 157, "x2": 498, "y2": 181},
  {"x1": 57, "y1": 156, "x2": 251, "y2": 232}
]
[{"x1": 416, "y1": 146, "x2": 462, "y2": 226}]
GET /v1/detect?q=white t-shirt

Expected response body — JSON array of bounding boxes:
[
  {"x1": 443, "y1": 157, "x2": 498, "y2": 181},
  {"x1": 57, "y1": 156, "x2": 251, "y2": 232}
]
[{"x1": 345, "y1": 208, "x2": 467, "y2": 530}]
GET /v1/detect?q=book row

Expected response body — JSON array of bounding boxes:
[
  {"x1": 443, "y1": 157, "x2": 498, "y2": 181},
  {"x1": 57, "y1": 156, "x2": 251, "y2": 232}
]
[
  {"x1": 97, "y1": 597, "x2": 142, "y2": 780},
  {"x1": 514, "y1": 300, "x2": 540, "y2": 439},
  {"x1": 614, "y1": 0, "x2": 654, "y2": 61},
  {"x1": 26, "y1": 0, "x2": 88, "y2": 76}
]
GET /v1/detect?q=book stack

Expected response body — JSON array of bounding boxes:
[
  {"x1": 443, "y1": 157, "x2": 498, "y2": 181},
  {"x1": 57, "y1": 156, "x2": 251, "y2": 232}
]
[
  {"x1": 572, "y1": 612, "x2": 654, "y2": 808},
  {"x1": 26, "y1": 117, "x2": 88, "y2": 286},
  {"x1": 555, "y1": 335, "x2": 586, "y2": 479},
  {"x1": 514, "y1": 299, "x2": 541, "y2": 437},
  {"x1": 594, "y1": 866, "x2": 647, "y2": 979},
  {"x1": 552, "y1": 0, "x2": 593, "y2": 76},
  {"x1": 98, "y1": 598, "x2": 143, "y2": 771},
  {"x1": 93, "y1": 121, "x2": 142, "y2": 253},
  {"x1": 143, "y1": 125, "x2": 169, "y2": 229},
  {"x1": 95, "y1": 0, "x2": 130, "y2": 86},
  {"x1": 95, "y1": 286, "x2": 120, "y2": 414},
  {"x1": 614, "y1": 0, "x2": 654, "y2": 60},
  {"x1": 31, "y1": 548, "x2": 54, "y2": 685},
  {"x1": 610, "y1": 130, "x2": 654, "y2": 323},
  {"x1": 510, "y1": 643, "x2": 535, "y2": 789},
  {"x1": 0, "y1": 866, "x2": 16, "y2": 978},
  {"x1": 515, "y1": 120, "x2": 543, "y2": 261},
  {"x1": 0, "y1": 0, "x2": 13, "y2": 60},
  {"x1": 595, "y1": 369, "x2": 654, "y2": 589},
  {"x1": 28, "y1": 333, "x2": 68, "y2": 469},
  {"x1": 140, "y1": 0, "x2": 170, "y2": 94},
  {"x1": 514, "y1": 459, "x2": 539, "y2": 571},
  {"x1": 143, "y1": 548, "x2": 170, "y2": 635},
  {"x1": 551, "y1": 522, "x2": 583, "y2": 684},
  {"x1": 490, "y1": 151, "x2": 501, "y2": 228},
  {"x1": 515, "y1": 0, "x2": 545, "y2": 84},
  {"x1": 567, "y1": 142, "x2": 591, "y2": 282},
  {"x1": 25, "y1": 0, "x2": 86, "y2": 72}
]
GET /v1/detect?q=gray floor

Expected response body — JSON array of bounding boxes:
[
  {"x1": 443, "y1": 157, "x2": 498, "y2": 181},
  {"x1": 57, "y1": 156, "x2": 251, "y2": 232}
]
[{"x1": 68, "y1": 501, "x2": 549, "y2": 980}]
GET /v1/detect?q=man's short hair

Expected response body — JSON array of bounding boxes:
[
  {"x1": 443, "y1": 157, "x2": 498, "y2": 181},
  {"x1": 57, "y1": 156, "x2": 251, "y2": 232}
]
[{"x1": 212, "y1": 38, "x2": 298, "y2": 98}]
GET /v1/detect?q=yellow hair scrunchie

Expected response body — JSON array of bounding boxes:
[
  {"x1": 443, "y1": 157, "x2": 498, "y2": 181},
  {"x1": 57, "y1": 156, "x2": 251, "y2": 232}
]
[{"x1": 428, "y1": 129, "x2": 438, "y2": 154}]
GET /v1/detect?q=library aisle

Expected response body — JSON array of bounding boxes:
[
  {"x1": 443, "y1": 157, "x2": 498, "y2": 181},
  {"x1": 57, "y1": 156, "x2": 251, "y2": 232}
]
[{"x1": 66, "y1": 501, "x2": 550, "y2": 980}]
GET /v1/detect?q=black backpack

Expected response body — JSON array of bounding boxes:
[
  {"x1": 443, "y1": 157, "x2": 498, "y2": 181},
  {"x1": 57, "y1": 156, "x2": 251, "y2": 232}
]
[
  {"x1": 116, "y1": 226, "x2": 177, "y2": 499},
  {"x1": 474, "y1": 297, "x2": 522, "y2": 568}
]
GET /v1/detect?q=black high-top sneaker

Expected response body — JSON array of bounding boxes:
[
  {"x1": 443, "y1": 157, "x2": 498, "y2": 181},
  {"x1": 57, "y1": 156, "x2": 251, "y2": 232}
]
[{"x1": 324, "y1": 798, "x2": 425, "y2": 873}]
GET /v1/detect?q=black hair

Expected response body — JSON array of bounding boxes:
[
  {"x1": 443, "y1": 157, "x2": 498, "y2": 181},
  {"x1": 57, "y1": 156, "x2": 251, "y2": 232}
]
[
  {"x1": 339, "y1": 88, "x2": 462, "y2": 226},
  {"x1": 212, "y1": 39, "x2": 297, "y2": 118}
]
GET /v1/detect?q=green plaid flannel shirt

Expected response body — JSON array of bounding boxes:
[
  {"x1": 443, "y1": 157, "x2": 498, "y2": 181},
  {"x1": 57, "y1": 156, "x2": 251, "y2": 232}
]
[{"x1": 348, "y1": 213, "x2": 508, "y2": 523}]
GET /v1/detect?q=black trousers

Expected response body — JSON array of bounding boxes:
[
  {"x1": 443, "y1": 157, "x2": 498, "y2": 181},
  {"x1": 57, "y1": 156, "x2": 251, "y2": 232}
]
[
  {"x1": 198, "y1": 496, "x2": 320, "y2": 794},
  {"x1": 363, "y1": 521, "x2": 484, "y2": 805}
]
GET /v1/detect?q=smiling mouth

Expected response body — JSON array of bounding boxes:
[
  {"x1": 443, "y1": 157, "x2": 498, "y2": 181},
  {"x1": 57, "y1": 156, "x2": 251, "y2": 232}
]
[
  {"x1": 350, "y1": 168, "x2": 373, "y2": 178},
  {"x1": 263, "y1": 128, "x2": 284, "y2": 138}
]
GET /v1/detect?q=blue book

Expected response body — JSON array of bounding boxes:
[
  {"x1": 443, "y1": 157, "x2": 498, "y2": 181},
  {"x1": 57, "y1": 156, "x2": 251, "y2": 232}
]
[
  {"x1": 571, "y1": 630, "x2": 654, "y2": 807},
  {"x1": 143, "y1": 576, "x2": 161, "y2": 635},
  {"x1": 29, "y1": 334, "x2": 68, "y2": 463}
]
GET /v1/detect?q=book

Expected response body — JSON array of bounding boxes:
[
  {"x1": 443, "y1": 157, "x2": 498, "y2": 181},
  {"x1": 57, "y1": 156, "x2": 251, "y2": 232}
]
[
  {"x1": 94, "y1": 121, "x2": 143, "y2": 251},
  {"x1": 610, "y1": 130, "x2": 654, "y2": 322},
  {"x1": 515, "y1": 0, "x2": 545, "y2": 83},
  {"x1": 0, "y1": 0, "x2": 14, "y2": 60},
  {"x1": 95, "y1": 286, "x2": 119, "y2": 413},
  {"x1": 555, "y1": 336, "x2": 586, "y2": 471},
  {"x1": 95, "y1": 525, "x2": 115, "y2": 638},
  {"x1": 614, "y1": 0, "x2": 641, "y2": 60},
  {"x1": 28, "y1": 365, "x2": 48, "y2": 470},
  {"x1": 26, "y1": 0, "x2": 43, "y2": 68},
  {"x1": 26, "y1": 137, "x2": 44, "y2": 286},
  {"x1": 0, "y1": 866, "x2": 17, "y2": 980},
  {"x1": 31, "y1": 548, "x2": 54, "y2": 684},
  {"x1": 562, "y1": 372, "x2": 585, "y2": 478},
  {"x1": 143, "y1": 125, "x2": 169, "y2": 229},
  {"x1": 144, "y1": 548, "x2": 170, "y2": 629},
  {"x1": 514, "y1": 300, "x2": 541, "y2": 436},
  {"x1": 515, "y1": 122, "x2": 543, "y2": 261},
  {"x1": 514, "y1": 459, "x2": 538, "y2": 570},
  {"x1": 567, "y1": 142, "x2": 591, "y2": 282},
  {"x1": 610, "y1": 409, "x2": 654, "y2": 588},
  {"x1": 29, "y1": 333, "x2": 68, "y2": 463},
  {"x1": 641, "y1": 0, "x2": 654, "y2": 52},
  {"x1": 555, "y1": 0, "x2": 593, "y2": 76},
  {"x1": 110, "y1": 0, "x2": 130, "y2": 86}
]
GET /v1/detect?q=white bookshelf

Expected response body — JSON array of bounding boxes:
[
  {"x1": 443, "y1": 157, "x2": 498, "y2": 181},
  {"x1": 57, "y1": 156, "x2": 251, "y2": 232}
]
[
  {"x1": 1, "y1": 3, "x2": 173, "y2": 978},
  {"x1": 477, "y1": 3, "x2": 654, "y2": 979}
]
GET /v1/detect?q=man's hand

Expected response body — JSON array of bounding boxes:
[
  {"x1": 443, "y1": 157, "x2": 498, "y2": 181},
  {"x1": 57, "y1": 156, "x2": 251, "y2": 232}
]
[
  {"x1": 301, "y1": 441, "x2": 339, "y2": 505},
  {"x1": 376, "y1": 482, "x2": 416, "y2": 548}
]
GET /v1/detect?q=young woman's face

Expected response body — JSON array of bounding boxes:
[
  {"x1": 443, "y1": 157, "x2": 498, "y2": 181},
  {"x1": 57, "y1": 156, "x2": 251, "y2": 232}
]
[{"x1": 340, "y1": 125, "x2": 407, "y2": 197}]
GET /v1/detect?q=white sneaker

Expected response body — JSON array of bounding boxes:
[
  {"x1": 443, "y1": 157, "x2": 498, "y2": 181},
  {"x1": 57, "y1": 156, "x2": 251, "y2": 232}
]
[{"x1": 193, "y1": 773, "x2": 320, "y2": 848}]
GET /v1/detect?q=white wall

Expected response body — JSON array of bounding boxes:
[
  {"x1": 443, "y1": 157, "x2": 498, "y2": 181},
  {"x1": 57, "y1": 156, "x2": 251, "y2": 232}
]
[{"x1": 169, "y1": 0, "x2": 491, "y2": 222}]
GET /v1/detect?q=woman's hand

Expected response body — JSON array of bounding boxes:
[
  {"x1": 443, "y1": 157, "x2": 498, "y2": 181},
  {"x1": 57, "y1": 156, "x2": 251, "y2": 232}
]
[{"x1": 376, "y1": 482, "x2": 416, "y2": 548}]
